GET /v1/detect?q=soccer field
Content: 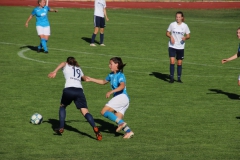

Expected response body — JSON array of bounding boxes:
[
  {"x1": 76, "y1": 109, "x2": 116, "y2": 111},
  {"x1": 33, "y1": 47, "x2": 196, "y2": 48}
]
[{"x1": 0, "y1": 6, "x2": 240, "y2": 159}]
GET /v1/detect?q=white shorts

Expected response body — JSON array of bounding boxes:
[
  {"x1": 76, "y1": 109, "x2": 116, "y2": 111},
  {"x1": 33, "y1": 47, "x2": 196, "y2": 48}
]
[
  {"x1": 36, "y1": 26, "x2": 50, "y2": 35},
  {"x1": 106, "y1": 94, "x2": 129, "y2": 115}
]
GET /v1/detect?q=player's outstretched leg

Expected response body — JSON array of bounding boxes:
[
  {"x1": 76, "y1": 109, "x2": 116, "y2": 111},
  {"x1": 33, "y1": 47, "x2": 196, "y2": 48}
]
[
  {"x1": 84, "y1": 113, "x2": 102, "y2": 141},
  {"x1": 54, "y1": 106, "x2": 66, "y2": 134}
]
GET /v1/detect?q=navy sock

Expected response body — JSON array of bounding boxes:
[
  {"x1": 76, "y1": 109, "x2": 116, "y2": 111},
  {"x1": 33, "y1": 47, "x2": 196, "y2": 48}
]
[
  {"x1": 91, "y1": 33, "x2": 96, "y2": 43},
  {"x1": 59, "y1": 107, "x2": 66, "y2": 128},
  {"x1": 170, "y1": 64, "x2": 175, "y2": 80},
  {"x1": 177, "y1": 65, "x2": 182, "y2": 80},
  {"x1": 84, "y1": 113, "x2": 96, "y2": 128},
  {"x1": 100, "y1": 33, "x2": 104, "y2": 44}
]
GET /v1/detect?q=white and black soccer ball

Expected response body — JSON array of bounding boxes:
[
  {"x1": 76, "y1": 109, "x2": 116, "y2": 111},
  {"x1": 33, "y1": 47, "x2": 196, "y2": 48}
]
[{"x1": 30, "y1": 113, "x2": 43, "y2": 125}]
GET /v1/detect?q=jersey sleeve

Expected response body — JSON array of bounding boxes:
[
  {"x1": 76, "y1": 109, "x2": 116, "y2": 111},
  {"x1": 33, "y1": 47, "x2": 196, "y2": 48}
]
[
  {"x1": 105, "y1": 74, "x2": 110, "y2": 82},
  {"x1": 167, "y1": 23, "x2": 172, "y2": 32},
  {"x1": 185, "y1": 24, "x2": 190, "y2": 34},
  {"x1": 31, "y1": 8, "x2": 36, "y2": 16},
  {"x1": 118, "y1": 74, "x2": 126, "y2": 84},
  {"x1": 46, "y1": 6, "x2": 50, "y2": 11}
]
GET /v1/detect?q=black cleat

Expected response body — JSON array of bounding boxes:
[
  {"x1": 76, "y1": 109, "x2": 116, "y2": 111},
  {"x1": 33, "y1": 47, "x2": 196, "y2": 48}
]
[
  {"x1": 177, "y1": 80, "x2": 183, "y2": 83},
  {"x1": 44, "y1": 51, "x2": 48, "y2": 54},
  {"x1": 169, "y1": 79, "x2": 174, "y2": 83},
  {"x1": 37, "y1": 49, "x2": 41, "y2": 53}
]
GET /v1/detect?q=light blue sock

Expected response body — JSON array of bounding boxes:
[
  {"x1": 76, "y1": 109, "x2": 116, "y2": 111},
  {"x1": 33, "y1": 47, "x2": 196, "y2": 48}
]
[
  {"x1": 38, "y1": 41, "x2": 42, "y2": 49},
  {"x1": 103, "y1": 111, "x2": 124, "y2": 125},
  {"x1": 41, "y1": 38, "x2": 47, "y2": 51}
]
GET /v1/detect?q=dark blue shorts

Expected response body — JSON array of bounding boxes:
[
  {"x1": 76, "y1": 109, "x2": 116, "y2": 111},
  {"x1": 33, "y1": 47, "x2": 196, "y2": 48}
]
[
  {"x1": 168, "y1": 47, "x2": 184, "y2": 60},
  {"x1": 60, "y1": 87, "x2": 87, "y2": 109},
  {"x1": 94, "y1": 15, "x2": 105, "y2": 28}
]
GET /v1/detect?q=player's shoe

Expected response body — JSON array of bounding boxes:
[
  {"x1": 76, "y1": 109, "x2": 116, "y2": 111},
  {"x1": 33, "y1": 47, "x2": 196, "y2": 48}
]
[
  {"x1": 90, "y1": 43, "x2": 96, "y2": 47},
  {"x1": 123, "y1": 131, "x2": 134, "y2": 139},
  {"x1": 44, "y1": 51, "x2": 48, "y2": 54},
  {"x1": 116, "y1": 122, "x2": 127, "y2": 132},
  {"x1": 54, "y1": 128, "x2": 64, "y2": 134},
  {"x1": 93, "y1": 127, "x2": 102, "y2": 141},
  {"x1": 177, "y1": 79, "x2": 183, "y2": 83},
  {"x1": 100, "y1": 44, "x2": 105, "y2": 46},
  {"x1": 169, "y1": 79, "x2": 174, "y2": 83},
  {"x1": 37, "y1": 49, "x2": 41, "y2": 53}
]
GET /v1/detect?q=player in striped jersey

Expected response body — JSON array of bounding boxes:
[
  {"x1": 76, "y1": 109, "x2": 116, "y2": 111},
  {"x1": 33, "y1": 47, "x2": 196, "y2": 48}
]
[
  {"x1": 25, "y1": 0, "x2": 58, "y2": 53},
  {"x1": 166, "y1": 11, "x2": 190, "y2": 83},
  {"x1": 48, "y1": 57, "x2": 102, "y2": 141}
]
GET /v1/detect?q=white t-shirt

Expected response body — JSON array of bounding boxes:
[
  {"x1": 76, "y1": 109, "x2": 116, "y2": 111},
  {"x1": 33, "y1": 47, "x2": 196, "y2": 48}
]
[
  {"x1": 63, "y1": 64, "x2": 84, "y2": 88},
  {"x1": 94, "y1": 0, "x2": 106, "y2": 17},
  {"x1": 167, "y1": 21, "x2": 190, "y2": 49}
]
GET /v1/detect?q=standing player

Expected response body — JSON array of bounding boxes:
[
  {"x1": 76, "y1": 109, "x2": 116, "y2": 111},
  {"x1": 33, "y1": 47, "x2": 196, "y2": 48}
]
[
  {"x1": 222, "y1": 27, "x2": 240, "y2": 85},
  {"x1": 166, "y1": 11, "x2": 190, "y2": 83},
  {"x1": 90, "y1": 0, "x2": 109, "y2": 46},
  {"x1": 25, "y1": 0, "x2": 57, "y2": 53},
  {"x1": 48, "y1": 57, "x2": 102, "y2": 141},
  {"x1": 86, "y1": 57, "x2": 134, "y2": 139}
]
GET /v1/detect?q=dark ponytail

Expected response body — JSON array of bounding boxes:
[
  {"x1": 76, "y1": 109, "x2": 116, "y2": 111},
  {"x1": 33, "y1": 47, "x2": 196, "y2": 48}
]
[
  {"x1": 110, "y1": 57, "x2": 126, "y2": 72},
  {"x1": 66, "y1": 57, "x2": 79, "y2": 67}
]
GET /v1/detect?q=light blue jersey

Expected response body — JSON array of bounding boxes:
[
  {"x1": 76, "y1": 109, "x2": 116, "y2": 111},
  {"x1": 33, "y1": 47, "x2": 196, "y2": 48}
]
[
  {"x1": 31, "y1": 6, "x2": 50, "y2": 27},
  {"x1": 105, "y1": 72, "x2": 129, "y2": 99}
]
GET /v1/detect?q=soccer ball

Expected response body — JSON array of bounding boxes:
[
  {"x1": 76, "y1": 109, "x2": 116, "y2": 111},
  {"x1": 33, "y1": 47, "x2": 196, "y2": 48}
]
[{"x1": 30, "y1": 113, "x2": 43, "y2": 125}]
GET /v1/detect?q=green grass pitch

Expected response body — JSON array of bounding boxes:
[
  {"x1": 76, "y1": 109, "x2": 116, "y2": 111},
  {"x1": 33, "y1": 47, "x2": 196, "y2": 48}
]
[{"x1": 0, "y1": 6, "x2": 240, "y2": 159}]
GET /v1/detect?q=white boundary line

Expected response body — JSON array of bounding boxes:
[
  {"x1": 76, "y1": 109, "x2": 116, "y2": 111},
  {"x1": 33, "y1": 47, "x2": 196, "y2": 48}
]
[{"x1": 0, "y1": 41, "x2": 239, "y2": 77}]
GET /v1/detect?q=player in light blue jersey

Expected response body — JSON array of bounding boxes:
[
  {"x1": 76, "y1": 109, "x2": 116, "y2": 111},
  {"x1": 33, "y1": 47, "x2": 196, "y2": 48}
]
[
  {"x1": 25, "y1": 0, "x2": 58, "y2": 53},
  {"x1": 86, "y1": 57, "x2": 134, "y2": 139},
  {"x1": 222, "y1": 27, "x2": 240, "y2": 86}
]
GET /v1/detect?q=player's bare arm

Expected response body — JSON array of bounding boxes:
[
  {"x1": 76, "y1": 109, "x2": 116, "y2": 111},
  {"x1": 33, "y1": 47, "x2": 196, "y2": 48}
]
[
  {"x1": 48, "y1": 62, "x2": 66, "y2": 78},
  {"x1": 25, "y1": 15, "x2": 33, "y2": 27},
  {"x1": 166, "y1": 31, "x2": 175, "y2": 44},
  {"x1": 106, "y1": 82, "x2": 125, "y2": 98},
  {"x1": 222, "y1": 53, "x2": 238, "y2": 64}
]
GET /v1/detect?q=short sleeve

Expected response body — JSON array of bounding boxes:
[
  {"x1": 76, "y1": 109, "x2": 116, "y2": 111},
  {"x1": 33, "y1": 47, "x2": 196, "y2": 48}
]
[
  {"x1": 31, "y1": 9, "x2": 36, "y2": 16},
  {"x1": 118, "y1": 74, "x2": 126, "y2": 84},
  {"x1": 185, "y1": 24, "x2": 190, "y2": 34},
  {"x1": 105, "y1": 74, "x2": 110, "y2": 82},
  {"x1": 167, "y1": 23, "x2": 172, "y2": 32}
]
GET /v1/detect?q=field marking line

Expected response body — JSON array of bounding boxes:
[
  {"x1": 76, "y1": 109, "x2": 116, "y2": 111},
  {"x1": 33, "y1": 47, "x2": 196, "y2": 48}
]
[{"x1": 0, "y1": 41, "x2": 239, "y2": 77}]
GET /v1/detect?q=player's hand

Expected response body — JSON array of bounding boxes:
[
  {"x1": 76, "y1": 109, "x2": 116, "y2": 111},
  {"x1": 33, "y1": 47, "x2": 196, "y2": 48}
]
[
  {"x1": 106, "y1": 91, "x2": 112, "y2": 98},
  {"x1": 25, "y1": 23, "x2": 28, "y2": 28},
  {"x1": 48, "y1": 72, "x2": 56, "y2": 78},
  {"x1": 85, "y1": 76, "x2": 91, "y2": 82},
  {"x1": 221, "y1": 59, "x2": 228, "y2": 64},
  {"x1": 170, "y1": 36, "x2": 175, "y2": 44},
  {"x1": 106, "y1": 17, "x2": 109, "y2": 21}
]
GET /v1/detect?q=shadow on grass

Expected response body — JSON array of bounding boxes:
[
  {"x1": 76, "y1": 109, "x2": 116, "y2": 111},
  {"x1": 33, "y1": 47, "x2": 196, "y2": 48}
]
[
  {"x1": 149, "y1": 72, "x2": 170, "y2": 82},
  {"x1": 208, "y1": 89, "x2": 240, "y2": 100},
  {"x1": 43, "y1": 118, "x2": 96, "y2": 140},
  {"x1": 94, "y1": 118, "x2": 123, "y2": 137},
  {"x1": 81, "y1": 37, "x2": 100, "y2": 44},
  {"x1": 20, "y1": 45, "x2": 39, "y2": 52}
]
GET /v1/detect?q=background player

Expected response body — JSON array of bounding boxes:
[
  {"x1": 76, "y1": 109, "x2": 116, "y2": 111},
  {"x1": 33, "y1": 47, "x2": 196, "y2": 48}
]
[
  {"x1": 86, "y1": 57, "x2": 134, "y2": 139},
  {"x1": 90, "y1": 0, "x2": 109, "y2": 46},
  {"x1": 166, "y1": 11, "x2": 190, "y2": 83},
  {"x1": 222, "y1": 27, "x2": 240, "y2": 85},
  {"x1": 48, "y1": 57, "x2": 102, "y2": 141},
  {"x1": 25, "y1": 0, "x2": 57, "y2": 53}
]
